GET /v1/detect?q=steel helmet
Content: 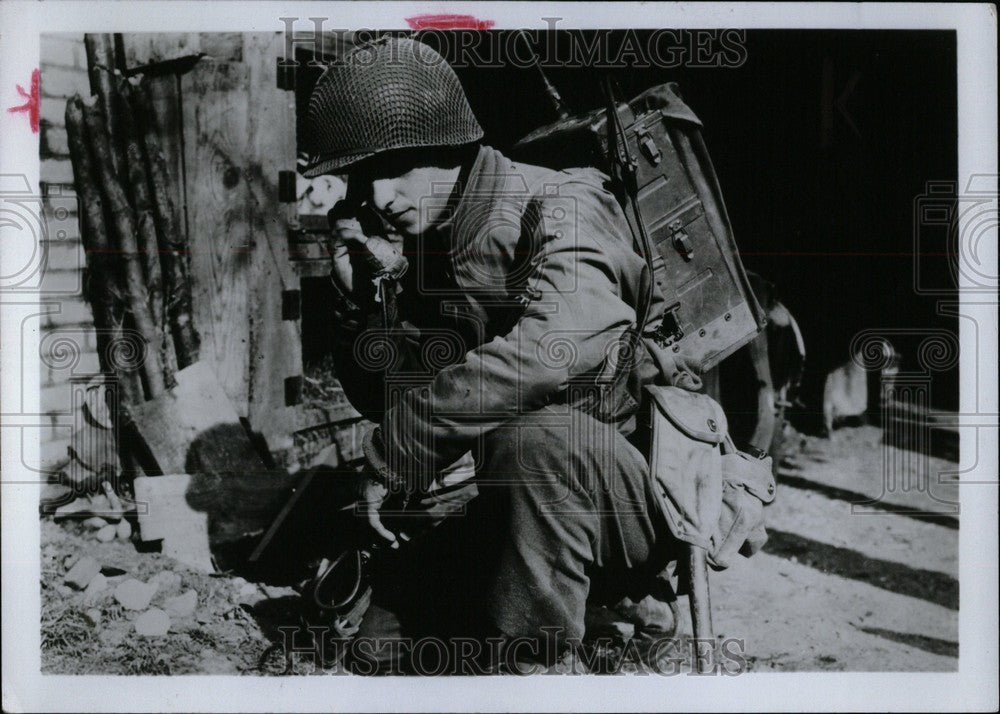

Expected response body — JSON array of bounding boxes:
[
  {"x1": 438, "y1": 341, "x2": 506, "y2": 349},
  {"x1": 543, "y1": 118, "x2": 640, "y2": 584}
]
[{"x1": 302, "y1": 36, "x2": 484, "y2": 177}]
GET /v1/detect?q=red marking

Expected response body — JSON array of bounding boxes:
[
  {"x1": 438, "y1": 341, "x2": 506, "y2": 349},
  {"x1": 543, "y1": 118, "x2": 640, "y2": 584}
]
[
  {"x1": 405, "y1": 14, "x2": 495, "y2": 30},
  {"x1": 8, "y1": 68, "x2": 40, "y2": 133}
]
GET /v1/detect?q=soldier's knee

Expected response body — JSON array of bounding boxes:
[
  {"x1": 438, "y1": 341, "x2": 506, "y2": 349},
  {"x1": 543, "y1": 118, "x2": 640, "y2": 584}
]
[
  {"x1": 479, "y1": 409, "x2": 628, "y2": 492},
  {"x1": 480, "y1": 413, "x2": 572, "y2": 476}
]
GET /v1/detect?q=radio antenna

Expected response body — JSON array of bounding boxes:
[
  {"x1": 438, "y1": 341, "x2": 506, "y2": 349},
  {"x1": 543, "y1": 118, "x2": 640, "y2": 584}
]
[{"x1": 517, "y1": 30, "x2": 571, "y2": 120}]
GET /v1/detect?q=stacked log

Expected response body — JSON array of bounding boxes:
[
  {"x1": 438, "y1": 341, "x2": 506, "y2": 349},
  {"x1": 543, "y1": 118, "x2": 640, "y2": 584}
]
[
  {"x1": 80, "y1": 96, "x2": 166, "y2": 398},
  {"x1": 118, "y1": 77, "x2": 174, "y2": 389},
  {"x1": 65, "y1": 97, "x2": 144, "y2": 406},
  {"x1": 66, "y1": 33, "x2": 201, "y2": 478},
  {"x1": 131, "y1": 81, "x2": 199, "y2": 369}
]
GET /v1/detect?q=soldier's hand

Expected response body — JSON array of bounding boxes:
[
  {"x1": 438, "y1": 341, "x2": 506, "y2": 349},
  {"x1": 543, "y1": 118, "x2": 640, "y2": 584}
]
[
  {"x1": 328, "y1": 215, "x2": 369, "y2": 296},
  {"x1": 328, "y1": 214, "x2": 406, "y2": 299},
  {"x1": 358, "y1": 476, "x2": 398, "y2": 549}
]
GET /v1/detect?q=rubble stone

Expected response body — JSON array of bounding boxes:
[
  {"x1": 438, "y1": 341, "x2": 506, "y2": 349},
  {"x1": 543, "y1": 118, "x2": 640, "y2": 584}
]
[
  {"x1": 95, "y1": 524, "x2": 116, "y2": 542},
  {"x1": 83, "y1": 516, "x2": 108, "y2": 530},
  {"x1": 164, "y1": 589, "x2": 197, "y2": 618},
  {"x1": 198, "y1": 653, "x2": 238, "y2": 674},
  {"x1": 64, "y1": 556, "x2": 101, "y2": 590},
  {"x1": 98, "y1": 627, "x2": 124, "y2": 648},
  {"x1": 88, "y1": 493, "x2": 113, "y2": 512},
  {"x1": 62, "y1": 553, "x2": 79, "y2": 570},
  {"x1": 149, "y1": 570, "x2": 182, "y2": 596},
  {"x1": 83, "y1": 573, "x2": 109, "y2": 604},
  {"x1": 262, "y1": 584, "x2": 297, "y2": 599},
  {"x1": 116, "y1": 520, "x2": 132, "y2": 540},
  {"x1": 134, "y1": 608, "x2": 171, "y2": 636},
  {"x1": 235, "y1": 582, "x2": 260, "y2": 604},
  {"x1": 114, "y1": 578, "x2": 157, "y2": 610},
  {"x1": 104, "y1": 574, "x2": 128, "y2": 588},
  {"x1": 83, "y1": 608, "x2": 102, "y2": 628},
  {"x1": 41, "y1": 482, "x2": 72, "y2": 503},
  {"x1": 53, "y1": 499, "x2": 89, "y2": 520}
]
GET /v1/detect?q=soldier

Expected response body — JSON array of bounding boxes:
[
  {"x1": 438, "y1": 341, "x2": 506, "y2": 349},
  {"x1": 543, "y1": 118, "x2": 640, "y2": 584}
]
[{"x1": 301, "y1": 36, "x2": 701, "y2": 672}]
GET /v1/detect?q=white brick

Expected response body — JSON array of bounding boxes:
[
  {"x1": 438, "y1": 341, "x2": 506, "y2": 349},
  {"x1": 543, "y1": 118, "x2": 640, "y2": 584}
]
[
  {"x1": 45, "y1": 297, "x2": 95, "y2": 328},
  {"x1": 42, "y1": 182, "x2": 77, "y2": 197},
  {"x1": 41, "y1": 363, "x2": 60, "y2": 388},
  {"x1": 43, "y1": 239, "x2": 85, "y2": 273},
  {"x1": 82, "y1": 326, "x2": 100, "y2": 351},
  {"x1": 40, "y1": 95, "x2": 70, "y2": 127},
  {"x1": 41, "y1": 383, "x2": 73, "y2": 414},
  {"x1": 43, "y1": 125, "x2": 70, "y2": 156},
  {"x1": 75, "y1": 346, "x2": 102, "y2": 374},
  {"x1": 41, "y1": 65, "x2": 90, "y2": 99},
  {"x1": 43, "y1": 345, "x2": 101, "y2": 385},
  {"x1": 41, "y1": 415, "x2": 73, "y2": 443},
  {"x1": 40, "y1": 437, "x2": 72, "y2": 474},
  {"x1": 41, "y1": 35, "x2": 85, "y2": 68},
  {"x1": 43, "y1": 187, "x2": 81, "y2": 213},
  {"x1": 40, "y1": 212, "x2": 83, "y2": 244},
  {"x1": 45, "y1": 325, "x2": 101, "y2": 353},
  {"x1": 39, "y1": 268, "x2": 84, "y2": 296},
  {"x1": 57, "y1": 219, "x2": 83, "y2": 243},
  {"x1": 41, "y1": 158, "x2": 75, "y2": 184}
]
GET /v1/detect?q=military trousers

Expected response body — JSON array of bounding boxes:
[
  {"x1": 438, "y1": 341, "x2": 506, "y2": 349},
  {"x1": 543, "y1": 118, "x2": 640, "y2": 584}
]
[{"x1": 354, "y1": 407, "x2": 677, "y2": 670}]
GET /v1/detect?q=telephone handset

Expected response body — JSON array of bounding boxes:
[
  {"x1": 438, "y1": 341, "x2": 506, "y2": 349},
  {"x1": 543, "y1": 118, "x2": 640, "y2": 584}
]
[
  {"x1": 327, "y1": 196, "x2": 408, "y2": 329},
  {"x1": 327, "y1": 198, "x2": 409, "y2": 283}
]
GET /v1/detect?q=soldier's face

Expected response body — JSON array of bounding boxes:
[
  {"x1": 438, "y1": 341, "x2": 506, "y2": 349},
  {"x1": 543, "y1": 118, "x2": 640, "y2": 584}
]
[{"x1": 351, "y1": 151, "x2": 461, "y2": 237}]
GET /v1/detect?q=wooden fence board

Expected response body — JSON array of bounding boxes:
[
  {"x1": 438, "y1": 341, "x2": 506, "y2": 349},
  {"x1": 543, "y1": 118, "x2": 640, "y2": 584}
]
[
  {"x1": 122, "y1": 34, "x2": 202, "y2": 66},
  {"x1": 244, "y1": 32, "x2": 302, "y2": 450},
  {"x1": 179, "y1": 32, "x2": 302, "y2": 451},
  {"x1": 181, "y1": 52, "x2": 253, "y2": 417}
]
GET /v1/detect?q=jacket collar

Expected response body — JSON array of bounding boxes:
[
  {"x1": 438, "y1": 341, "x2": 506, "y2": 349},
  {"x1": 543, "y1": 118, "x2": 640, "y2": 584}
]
[
  {"x1": 431, "y1": 145, "x2": 523, "y2": 295},
  {"x1": 432, "y1": 144, "x2": 503, "y2": 245}
]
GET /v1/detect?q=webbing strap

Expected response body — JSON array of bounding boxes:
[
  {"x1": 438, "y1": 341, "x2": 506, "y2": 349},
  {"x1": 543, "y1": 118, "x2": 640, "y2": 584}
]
[{"x1": 602, "y1": 76, "x2": 657, "y2": 364}]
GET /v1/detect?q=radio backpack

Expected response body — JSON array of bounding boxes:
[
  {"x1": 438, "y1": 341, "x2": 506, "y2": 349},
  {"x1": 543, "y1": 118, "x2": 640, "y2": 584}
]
[{"x1": 512, "y1": 81, "x2": 766, "y2": 371}]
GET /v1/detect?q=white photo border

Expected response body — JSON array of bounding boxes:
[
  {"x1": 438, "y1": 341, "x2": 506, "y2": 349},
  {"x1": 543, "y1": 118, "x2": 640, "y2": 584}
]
[{"x1": 1, "y1": 2, "x2": 996, "y2": 712}]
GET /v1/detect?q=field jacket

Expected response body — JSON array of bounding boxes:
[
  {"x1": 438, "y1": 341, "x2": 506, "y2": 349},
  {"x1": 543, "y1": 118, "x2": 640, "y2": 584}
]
[{"x1": 332, "y1": 145, "x2": 700, "y2": 488}]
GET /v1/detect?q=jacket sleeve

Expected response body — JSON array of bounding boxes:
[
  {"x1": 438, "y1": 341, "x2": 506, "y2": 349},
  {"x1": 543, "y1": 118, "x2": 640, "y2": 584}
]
[
  {"x1": 330, "y1": 278, "x2": 416, "y2": 423},
  {"x1": 381, "y1": 183, "x2": 637, "y2": 486}
]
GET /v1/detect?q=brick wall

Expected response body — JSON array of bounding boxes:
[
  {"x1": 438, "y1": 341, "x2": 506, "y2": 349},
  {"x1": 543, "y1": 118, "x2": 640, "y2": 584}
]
[{"x1": 38, "y1": 34, "x2": 101, "y2": 473}]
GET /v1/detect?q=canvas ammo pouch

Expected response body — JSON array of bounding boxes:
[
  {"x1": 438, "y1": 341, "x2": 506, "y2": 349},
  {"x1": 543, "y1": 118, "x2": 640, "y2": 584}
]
[{"x1": 646, "y1": 385, "x2": 776, "y2": 570}]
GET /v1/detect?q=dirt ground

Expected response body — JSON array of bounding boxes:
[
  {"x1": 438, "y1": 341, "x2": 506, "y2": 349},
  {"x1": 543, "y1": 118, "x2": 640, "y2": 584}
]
[
  {"x1": 712, "y1": 425, "x2": 959, "y2": 671},
  {"x1": 39, "y1": 424, "x2": 959, "y2": 674}
]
